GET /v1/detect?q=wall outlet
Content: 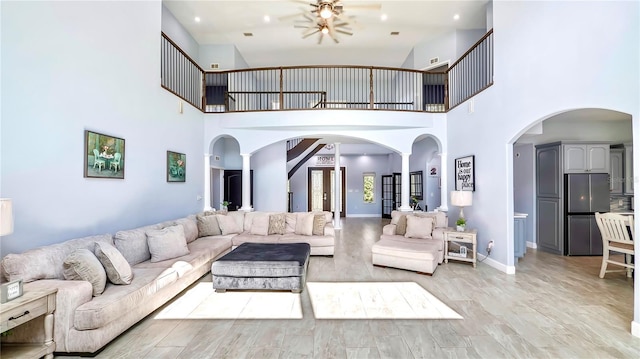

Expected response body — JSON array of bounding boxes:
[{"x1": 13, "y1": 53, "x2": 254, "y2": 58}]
[{"x1": 487, "y1": 240, "x2": 494, "y2": 255}]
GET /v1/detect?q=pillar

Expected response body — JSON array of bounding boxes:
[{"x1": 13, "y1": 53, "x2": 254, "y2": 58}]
[
  {"x1": 334, "y1": 143, "x2": 341, "y2": 229},
  {"x1": 399, "y1": 153, "x2": 412, "y2": 212},
  {"x1": 204, "y1": 154, "x2": 212, "y2": 210},
  {"x1": 240, "y1": 153, "x2": 253, "y2": 211}
]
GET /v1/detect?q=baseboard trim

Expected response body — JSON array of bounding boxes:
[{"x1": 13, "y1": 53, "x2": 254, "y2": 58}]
[
  {"x1": 346, "y1": 214, "x2": 381, "y2": 218},
  {"x1": 526, "y1": 241, "x2": 537, "y2": 249},
  {"x1": 477, "y1": 253, "x2": 516, "y2": 274},
  {"x1": 632, "y1": 320, "x2": 640, "y2": 338}
]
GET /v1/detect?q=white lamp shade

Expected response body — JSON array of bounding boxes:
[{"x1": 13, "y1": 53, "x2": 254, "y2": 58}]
[
  {"x1": 0, "y1": 198, "x2": 14, "y2": 236},
  {"x1": 451, "y1": 191, "x2": 472, "y2": 207}
]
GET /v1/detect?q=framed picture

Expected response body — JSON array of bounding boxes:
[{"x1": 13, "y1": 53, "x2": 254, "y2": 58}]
[
  {"x1": 167, "y1": 151, "x2": 186, "y2": 182},
  {"x1": 454, "y1": 155, "x2": 475, "y2": 191},
  {"x1": 428, "y1": 164, "x2": 440, "y2": 177},
  {"x1": 84, "y1": 130, "x2": 125, "y2": 179}
]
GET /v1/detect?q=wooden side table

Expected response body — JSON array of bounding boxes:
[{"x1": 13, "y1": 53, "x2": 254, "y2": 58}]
[
  {"x1": 1, "y1": 288, "x2": 57, "y2": 359},
  {"x1": 444, "y1": 228, "x2": 478, "y2": 268}
]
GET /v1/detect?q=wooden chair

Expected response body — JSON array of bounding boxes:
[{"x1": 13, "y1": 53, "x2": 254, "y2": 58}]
[
  {"x1": 594, "y1": 212, "x2": 635, "y2": 278},
  {"x1": 93, "y1": 149, "x2": 105, "y2": 171}
]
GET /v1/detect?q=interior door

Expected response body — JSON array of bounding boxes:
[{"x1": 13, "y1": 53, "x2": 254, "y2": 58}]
[
  {"x1": 381, "y1": 175, "x2": 393, "y2": 218},
  {"x1": 308, "y1": 167, "x2": 346, "y2": 216},
  {"x1": 223, "y1": 170, "x2": 253, "y2": 211}
]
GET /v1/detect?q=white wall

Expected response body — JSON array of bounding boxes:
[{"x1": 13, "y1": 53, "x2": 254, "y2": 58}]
[
  {"x1": 161, "y1": 4, "x2": 199, "y2": 59},
  {"x1": 455, "y1": 29, "x2": 487, "y2": 58},
  {"x1": 251, "y1": 141, "x2": 288, "y2": 212},
  {"x1": 446, "y1": 1, "x2": 638, "y2": 323},
  {"x1": 0, "y1": 1, "x2": 204, "y2": 256},
  {"x1": 412, "y1": 31, "x2": 456, "y2": 70},
  {"x1": 199, "y1": 44, "x2": 236, "y2": 71}
]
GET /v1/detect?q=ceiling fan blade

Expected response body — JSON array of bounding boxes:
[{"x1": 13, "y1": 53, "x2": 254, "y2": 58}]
[
  {"x1": 331, "y1": 35, "x2": 339, "y2": 44},
  {"x1": 318, "y1": 33, "x2": 324, "y2": 45},
  {"x1": 278, "y1": 7, "x2": 309, "y2": 21},
  {"x1": 336, "y1": 29, "x2": 353, "y2": 36},
  {"x1": 303, "y1": 29, "x2": 320, "y2": 39},
  {"x1": 347, "y1": 3, "x2": 382, "y2": 10}
]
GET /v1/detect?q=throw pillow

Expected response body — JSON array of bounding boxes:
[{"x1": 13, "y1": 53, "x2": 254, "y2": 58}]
[
  {"x1": 395, "y1": 214, "x2": 408, "y2": 235},
  {"x1": 196, "y1": 214, "x2": 222, "y2": 237},
  {"x1": 295, "y1": 212, "x2": 314, "y2": 236},
  {"x1": 63, "y1": 249, "x2": 107, "y2": 296},
  {"x1": 215, "y1": 214, "x2": 242, "y2": 235},
  {"x1": 94, "y1": 242, "x2": 133, "y2": 285},
  {"x1": 405, "y1": 216, "x2": 434, "y2": 239},
  {"x1": 250, "y1": 213, "x2": 270, "y2": 236},
  {"x1": 312, "y1": 214, "x2": 326, "y2": 236},
  {"x1": 146, "y1": 224, "x2": 190, "y2": 263},
  {"x1": 175, "y1": 217, "x2": 199, "y2": 243},
  {"x1": 285, "y1": 213, "x2": 297, "y2": 233},
  {"x1": 269, "y1": 213, "x2": 286, "y2": 235}
]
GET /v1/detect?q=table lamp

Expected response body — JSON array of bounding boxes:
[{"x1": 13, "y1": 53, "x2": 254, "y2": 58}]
[
  {"x1": 0, "y1": 198, "x2": 13, "y2": 236},
  {"x1": 450, "y1": 191, "x2": 472, "y2": 219}
]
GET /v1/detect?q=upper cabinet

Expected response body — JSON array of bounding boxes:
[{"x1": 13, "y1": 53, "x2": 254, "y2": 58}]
[
  {"x1": 610, "y1": 148, "x2": 624, "y2": 194},
  {"x1": 563, "y1": 144, "x2": 610, "y2": 173}
]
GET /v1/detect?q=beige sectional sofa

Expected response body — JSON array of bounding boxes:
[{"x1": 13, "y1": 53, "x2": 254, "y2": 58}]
[
  {"x1": 0, "y1": 210, "x2": 334, "y2": 355},
  {"x1": 372, "y1": 210, "x2": 448, "y2": 274}
]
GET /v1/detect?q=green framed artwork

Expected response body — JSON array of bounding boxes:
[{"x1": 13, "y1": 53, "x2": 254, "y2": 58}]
[
  {"x1": 84, "y1": 130, "x2": 125, "y2": 179},
  {"x1": 167, "y1": 151, "x2": 186, "y2": 182}
]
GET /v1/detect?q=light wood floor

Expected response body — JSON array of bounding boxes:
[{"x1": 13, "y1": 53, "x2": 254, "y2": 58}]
[{"x1": 58, "y1": 218, "x2": 640, "y2": 359}]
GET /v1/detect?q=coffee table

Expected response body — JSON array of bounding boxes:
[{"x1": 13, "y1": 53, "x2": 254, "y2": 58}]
[{"x1": 211, "y1": 242, "x2": 310, "y2": 293}]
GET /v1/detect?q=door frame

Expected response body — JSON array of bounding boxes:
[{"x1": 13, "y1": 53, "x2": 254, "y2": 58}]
[{"x1": 307, "y1": 166, "x2": 346, "y2": 216}]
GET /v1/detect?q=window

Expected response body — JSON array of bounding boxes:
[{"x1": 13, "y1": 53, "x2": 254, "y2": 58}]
[{"x1": 363, "y1": 173, "x2": 375, "y2": 203}]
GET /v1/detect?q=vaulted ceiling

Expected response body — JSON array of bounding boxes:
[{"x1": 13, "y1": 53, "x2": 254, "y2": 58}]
[{"x1": 162, "y1": 0, "x2": 489, "y2": 68}]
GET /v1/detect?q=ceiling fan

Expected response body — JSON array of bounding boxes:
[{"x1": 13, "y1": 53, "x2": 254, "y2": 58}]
[
  {"x1": 295, "y1": 15, "x2": 354, "y2": 44},
  {"x1": 283, "y1": 0, "x2": 381, "y2": 44}
]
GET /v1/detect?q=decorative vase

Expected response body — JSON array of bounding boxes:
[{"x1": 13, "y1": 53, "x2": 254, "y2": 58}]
[{"x1": 456, "y1": 225, "x2": 465, "y2": 232}]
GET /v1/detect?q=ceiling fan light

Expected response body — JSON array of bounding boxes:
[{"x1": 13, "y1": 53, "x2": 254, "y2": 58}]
[
  {"x1": 319, "y1": 5, "x2": 333, "y2": 19},
  {"x1": 321, "y1": 26, "x2": 329, "y2": 34}
]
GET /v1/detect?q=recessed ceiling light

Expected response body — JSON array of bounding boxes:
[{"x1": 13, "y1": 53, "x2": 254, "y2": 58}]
[
  {"x1": 390, "y1": 31, "x2": 399, "y2": 36},
  {"x1": 194, "y1": 17, "x2": 201, "y2": 23},
  {"x1": 380, "y1": 14, "x2": 388, "y2": 21},
  {"x1": 453, "y1": 14, "x2": 460, "y2": 20},
  {"x1": 263, "y1": 15, "x2": 270, "y2": 23},
  {"x1": 243, "y1": 32, "x2": 253, "y2": 37}
]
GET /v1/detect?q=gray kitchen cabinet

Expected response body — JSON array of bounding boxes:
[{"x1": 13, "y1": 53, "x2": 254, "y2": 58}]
[
  {"x1": 537, "y1": 197, "x2": 563, "y2": 255},
  {"x1": 536, "y1": 144, "x2": 562, "y2": 197},
  {"x1": 610, "y1": 148, "x2": 624, "y2": 194},
  {"x1": 514, "y1": 215, "x2": 527, "y2": 259},
  {"x1": 563, "y1": 144, "x2": 610, "y2": 173},
  {"x1": 536, "y1": 143, "x2": 564, "y2": 255}
]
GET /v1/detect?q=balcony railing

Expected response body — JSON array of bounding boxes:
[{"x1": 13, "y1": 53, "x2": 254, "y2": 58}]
[{"x1": 160, "y1": 29, "x2": 493, "y2": 114}]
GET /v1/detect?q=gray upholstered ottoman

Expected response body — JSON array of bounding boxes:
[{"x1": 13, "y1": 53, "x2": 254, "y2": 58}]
[{"x1": 211, "y1": 242, "x2": 311, "y2": 293}]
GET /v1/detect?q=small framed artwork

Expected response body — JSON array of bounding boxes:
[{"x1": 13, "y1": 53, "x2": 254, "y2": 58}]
[
  {"x1": 428, "y1": 164, "x2": 440, "y2": 177},
  {"x1": 0, "y1": 279, "x2": 23, "y2": 303},
  {"x1": 167, "y1": 151, "x2": 186, "y2": 182},
  {"x1": 454, "y1": 155, "x2": 475, "y2": 191},
  {"x1": 84, "y1": 130, "x2": 125, "y2": 179}
]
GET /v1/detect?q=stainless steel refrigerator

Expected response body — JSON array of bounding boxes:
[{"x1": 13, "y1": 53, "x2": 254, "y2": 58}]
[{"x1": 565, "y1": 173, "x2": 610, "y2": 255}]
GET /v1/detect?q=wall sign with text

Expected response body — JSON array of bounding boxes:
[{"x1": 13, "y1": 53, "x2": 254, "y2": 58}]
[
  {"x1": 455, "y1": 155, "x2": 475, "y2": 191},
  {"x1": 316, "y1": 155, "x2": 335, "y2": 166}
]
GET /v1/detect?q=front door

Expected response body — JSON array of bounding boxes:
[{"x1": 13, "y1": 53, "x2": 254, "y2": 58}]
[
  {"x1": 308, "y1": 167, "x2": 346, "y2": 216},
  {"x1": 381, "y1": 173, "x2": 401, "y2": 218}
]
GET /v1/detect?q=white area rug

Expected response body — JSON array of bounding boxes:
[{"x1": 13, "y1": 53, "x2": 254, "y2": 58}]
[
  {"x1": 154, "y1": 282, "x2": 302, "y2": 319},
  {"x1": 306, "y1": 282, "x2": 463, "y2": 319}
]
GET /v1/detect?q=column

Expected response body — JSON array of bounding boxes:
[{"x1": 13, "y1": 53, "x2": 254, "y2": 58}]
[
  {"x1": 203, "y1": 154, "x2": 212, "y2": 210},
  {"x1": 439, "y1": 152, "x2": 449, "y2": 211},
  {"x1": 240, "y1": 153, "x2": 253, "y2": 211},
  {"x1": 334, "y1": 143, "x2": 341, "y2": 229},
  {"x1": 399, "y1": 153, "x2": 412, "y2": 212}
]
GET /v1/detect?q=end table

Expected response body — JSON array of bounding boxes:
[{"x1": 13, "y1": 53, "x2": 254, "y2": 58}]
[{"x1": 444, "y1": 228, "x2": 478, "y2": 268}]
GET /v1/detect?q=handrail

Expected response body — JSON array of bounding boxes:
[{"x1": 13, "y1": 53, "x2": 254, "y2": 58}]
[{"x1": 161, "y1": 29, "x2": 494, "y2": 114}]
